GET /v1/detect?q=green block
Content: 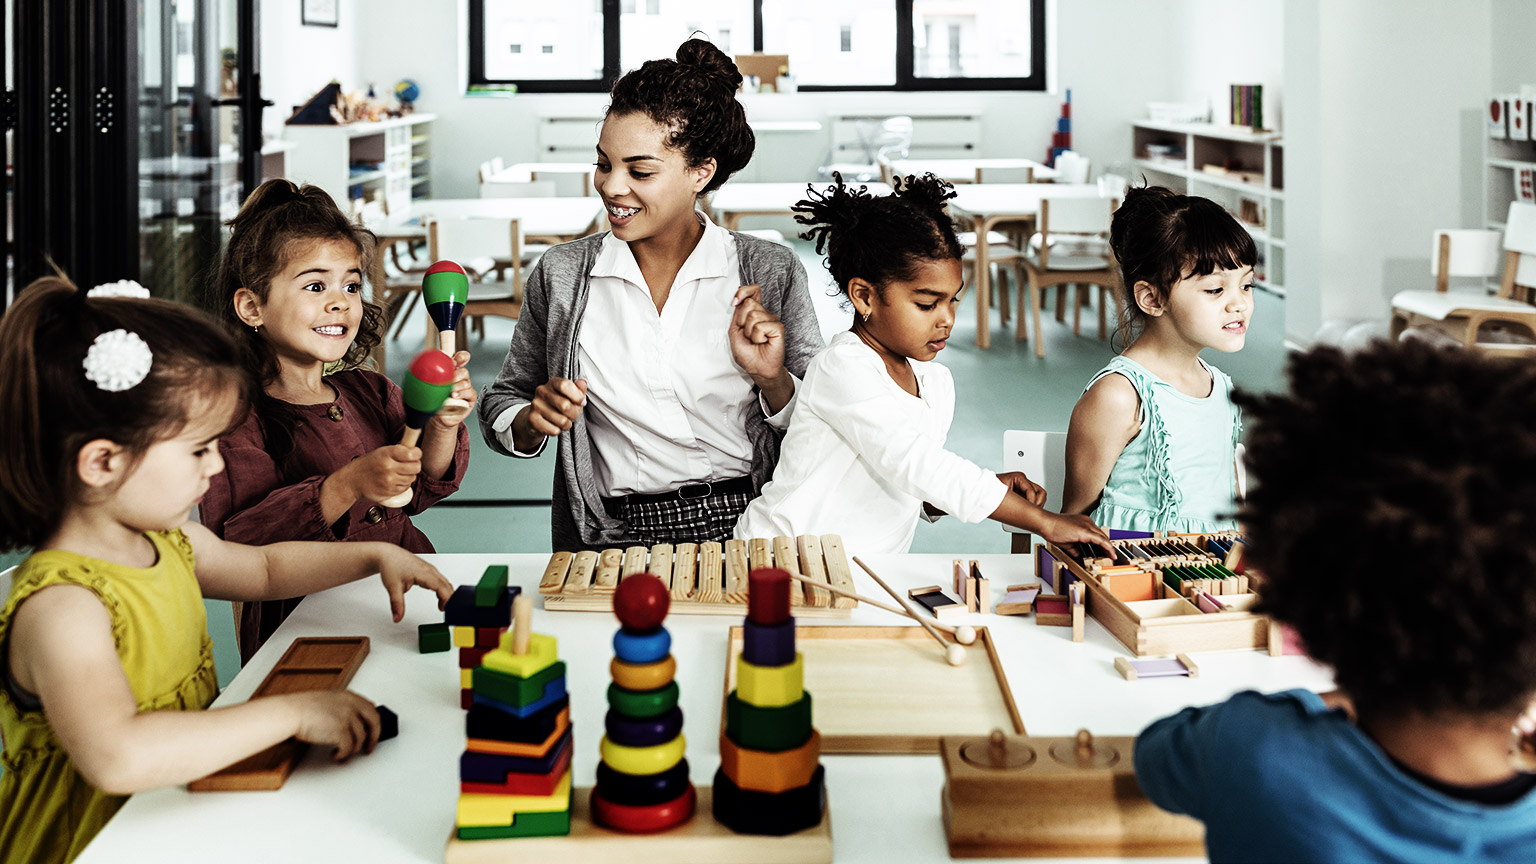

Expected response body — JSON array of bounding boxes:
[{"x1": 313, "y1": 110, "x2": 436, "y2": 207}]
[
  {"x1": 456, "y1": 806, "x2": 571, "y2": 840},
  {"x1": 473, "y1": 661, "x2": 566, "y2": 708},
  {"x1": 726, "y1": 691, "x2": 813, "y2": 752},
  {"x1": 418, "y1": 622, "x2": 451, "y2": 654},
  {"x1": 606, "y1": 681, "x2": 680, "y2": 718},
  {"x1": 475, "y1": 565, "x2": 510, "y2": 607}
]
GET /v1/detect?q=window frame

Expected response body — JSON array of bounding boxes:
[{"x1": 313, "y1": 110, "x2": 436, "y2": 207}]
[{"x1": 466, "y1": 0, "x2": 1047, "y2": 93}]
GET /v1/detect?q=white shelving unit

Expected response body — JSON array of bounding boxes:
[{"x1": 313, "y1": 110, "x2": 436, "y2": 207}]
[
  {"x1": 1485, "y1": 138, "x2": 1536, "y2": 232},
  {"x1": 1130, "y1": 120, "x2": 1286, "y2": 295},
  {"x1": 283, "y1": 113, "x2": 435, "y2": 219}
]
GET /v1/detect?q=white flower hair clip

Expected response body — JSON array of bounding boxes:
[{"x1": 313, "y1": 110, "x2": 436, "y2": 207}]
[
  {"x1": 87, "y1": 280, "x2": 150, "y2": 300},
  {"x1": 83, "y1": 329, "x2": 154, "y2": 392}
]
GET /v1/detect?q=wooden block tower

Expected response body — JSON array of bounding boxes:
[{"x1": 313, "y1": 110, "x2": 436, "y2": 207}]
[
  {"x1": 1047, "y1": 88, "x2": 1072, "y2": 167},
  {"x1": 591, "y1": 573, "x2": 696, "y2": 832},
  {"x1": 437, "y1": 565, "x2": 519, "y2": 710},
  {"x1": 454, "y1": 595, "x2": 573, "y2": 840},
  {"x1": 713, "y1": 568, "x2": 826, "y2": 835}
]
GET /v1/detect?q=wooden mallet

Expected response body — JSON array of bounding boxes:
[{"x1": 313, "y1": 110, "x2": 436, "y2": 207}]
[
  {"x1": 378, "y1": 349, "x2": 456, "y2": 508},
  {"x1": 854, "y1": 556, "x2": 966, "y2": 666},
  {"x1": 423, "y1": 260, "x2": 470, "y2": 354},
  {"x1": 783, "y1": 571, "x2": 976, "y2": 645}
]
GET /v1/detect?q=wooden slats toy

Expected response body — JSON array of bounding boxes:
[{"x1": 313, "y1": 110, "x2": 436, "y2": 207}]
[{"x1": 540, "y1": 535, "x2": 856, "y2": 618}]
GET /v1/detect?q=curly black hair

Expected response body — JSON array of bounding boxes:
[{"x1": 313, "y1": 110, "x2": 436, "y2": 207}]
[
  {"x1": 605, "y1": 38, "x2": 754, "y2": 197},
  {"x1": 1237, "y1": 340, "x2": 1536, "y2": 719},
  {"x1": 793, "y1": 172, "x2": 962, "y2": 298}
]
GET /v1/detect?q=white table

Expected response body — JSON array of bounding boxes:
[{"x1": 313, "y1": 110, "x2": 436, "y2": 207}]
[
  {"x1": 948, "y1": 184, "x2": 1107, "y2": 349},
  {"x1": 709, "y1": 181, "x2": 894, "y2": 231},
  {"x1": 375, "y1": 197, "x2": 607, "y2": 246},
  {"x1": 487, "y1": 163, "x2": 596, "y2": 197},
  {"x1": 890, "y1": 158, "x2": 1060, "y2": 185},
  {"x1": 77, "y1": 552, "x2": 1332, "y2": 864}
]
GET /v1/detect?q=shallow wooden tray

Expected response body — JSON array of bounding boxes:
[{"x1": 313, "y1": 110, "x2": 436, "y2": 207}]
[{"x1": 723, "y1": 626, "x2": 1024, "y2": 754}]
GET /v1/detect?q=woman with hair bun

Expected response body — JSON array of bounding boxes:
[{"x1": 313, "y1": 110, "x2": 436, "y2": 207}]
[{"x1": 480, "y1": 38, "x2": 824, "y2": 552}]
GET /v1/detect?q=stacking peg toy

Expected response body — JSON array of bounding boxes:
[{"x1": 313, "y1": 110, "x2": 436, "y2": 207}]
[
  {"x1": 423, "y1": 259, "x2": 470, "y2": 353},
  {"x1": 378, "y1": 349, "x2": 457, "y2": 508}
]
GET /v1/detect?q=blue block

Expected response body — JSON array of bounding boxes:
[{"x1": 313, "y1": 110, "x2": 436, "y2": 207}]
[
  {"x1": 472, "y1": 676, "x2": 567, "y2": 719},
  {"x1": 1108, "y1": 529, "x2": 1155, "y2": 540},
  {"x1": 604, "y1": 706, "x2": 685, "y2": 748},
  {"x1": 445, "y1": 584, "x2": 520, "y2": 628},
  {"x1": 1057, "y1": 117, "x2": 1071, "y2": 132},
  {"x1": 461, "y1": 729, "x2": 573, "y2": 782},
  {"x1": 742, "y1": 618, "x2": 796, "y2": 667},
  {"x1": 612, "y1": 626, "x2": 671, "y2": 665}
]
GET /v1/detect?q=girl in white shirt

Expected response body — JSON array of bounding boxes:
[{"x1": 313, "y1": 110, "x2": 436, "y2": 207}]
[{"x1": 736, "y1": 175, "x2": 1112, "y2": 554}]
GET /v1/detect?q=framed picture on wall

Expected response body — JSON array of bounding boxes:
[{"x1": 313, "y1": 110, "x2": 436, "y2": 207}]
[{"x1": 302, "y1": 0, "x2": 339, "y2": 28}]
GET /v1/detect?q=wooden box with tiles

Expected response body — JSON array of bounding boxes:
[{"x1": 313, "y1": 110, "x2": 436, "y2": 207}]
[
  {"x1": 539, "y1": 535, "x2": 857, "y2": 618},
  {"x1": 1037, "y1": 532, "x2": 1278, "y2": 657}
]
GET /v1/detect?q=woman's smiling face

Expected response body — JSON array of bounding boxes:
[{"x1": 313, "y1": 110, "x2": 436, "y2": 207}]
[{"x1": 594, "y1": 112, "x2": 716, "y2": 244}]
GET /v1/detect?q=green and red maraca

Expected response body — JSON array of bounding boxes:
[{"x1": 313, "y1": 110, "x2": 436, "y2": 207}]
[
  {"x1": 423, "y1": 260, "x2": 470, "y2": 353},
  {"x1": 379, "y1": 349, "x2": 457, "y2": 508}
]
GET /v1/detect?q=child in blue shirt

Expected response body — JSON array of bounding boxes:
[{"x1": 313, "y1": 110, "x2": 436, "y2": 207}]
[
  {"x1": 1134, "y1": 341, "x2": 1536, "y2": 863},
  {"x1": 1063, "y1": 186, "x2": 1252, "y2": 532}
]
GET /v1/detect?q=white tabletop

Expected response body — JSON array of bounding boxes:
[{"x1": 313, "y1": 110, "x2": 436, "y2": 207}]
[
  {"x1": 78, "y1": 552, "x2": 1331, "y2": 864},
  {"x1": 371, "y1": 197, "x2": 605, "y2": 241},
  {"x1": 710, "y1": 182, "x2": 895, "y2": 230},
  {"x1": 491, "y1": 162, "x2": 598, "y2": 182},
  {"x1": 947, "y1": 183, "x2": 1105, "y2": 220},
  {"x1": 890, "y1": 158, "x2": 1060, "y2": 183}
]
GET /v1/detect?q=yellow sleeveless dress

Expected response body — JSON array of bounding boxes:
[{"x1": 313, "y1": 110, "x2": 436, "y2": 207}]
[{"x1": 0, "y1": 530, "x2": 219, "y2": 864}]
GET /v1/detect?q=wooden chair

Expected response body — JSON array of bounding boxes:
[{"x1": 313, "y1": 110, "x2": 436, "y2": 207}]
[
  {"x1": 1019, "y1": 195, "x2": 1120, "y2": 358},
  {"x1": 959, "y1": 229, "x2": 1027, "y2": 330},
  {"x1": 1390, "y1": 201, "x2": 1536, "y2": 351},
  {"x1": 426, "y1": 217, "x2": 526, "y2": 346},
  {"x1": 1001, "y1": 430, "x2": 1067, "y2": 553},
  {"x1": 476, "y1": 160, "x2": 497, "y2": 184}
]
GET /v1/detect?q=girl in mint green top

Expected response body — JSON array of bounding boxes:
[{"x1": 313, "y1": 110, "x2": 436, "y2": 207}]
[{"x1": 1064, "y1": 186, "x2": 1256, "y2": 533}]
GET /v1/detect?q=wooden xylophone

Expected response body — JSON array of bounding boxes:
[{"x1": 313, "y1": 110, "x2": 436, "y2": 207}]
[{"x1": 540, "y1": 535, "x2": 857, "y2": 618}]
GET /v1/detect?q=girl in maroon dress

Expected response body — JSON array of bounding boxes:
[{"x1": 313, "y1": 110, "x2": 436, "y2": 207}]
[{"x1": 202, "y1": 180, "x2": 474, "y2": 661}]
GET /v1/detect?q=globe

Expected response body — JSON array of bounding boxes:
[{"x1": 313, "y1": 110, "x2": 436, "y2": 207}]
[{"x1": 395, "y1": 79, "x2": 421, "y2": 103}]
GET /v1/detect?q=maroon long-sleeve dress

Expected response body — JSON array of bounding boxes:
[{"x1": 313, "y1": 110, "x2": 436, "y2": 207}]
[{"x1": 200, "y1": 369, "x2": 470, "y2": 662}]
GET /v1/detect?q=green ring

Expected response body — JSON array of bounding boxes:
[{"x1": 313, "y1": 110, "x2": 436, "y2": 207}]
[
  {"x1": 607, "y1": 681, "x2": 680, "y2": 718},
  {"x1": 725, "y1": 691, "x2": 813, "y2": 752}
]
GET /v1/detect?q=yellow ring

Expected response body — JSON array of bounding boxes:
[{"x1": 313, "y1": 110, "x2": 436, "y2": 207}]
[
  {"x1": 599, "y1": 733, "x2": 687, "y2": 776},
  {"x1": 609, "y1": 654, "x2": 677, "y2": 691},
  {"x1": 736, "y1": 652, "x2": 804, "y2": 708},
  {"x1": 719, "y1": 729, "x2": 821, "y2": 793}
]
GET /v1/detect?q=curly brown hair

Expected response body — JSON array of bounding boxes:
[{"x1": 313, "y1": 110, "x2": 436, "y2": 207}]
[
  {"x1": 605, "y1": 38, "x2": 755, "y2": 197},
  {"x1": 793, "y1": 172, "x2": 962, "y2": 298},
  {"x1": 1236, "y1": 340, "x2": 1536, "y2": 719}
]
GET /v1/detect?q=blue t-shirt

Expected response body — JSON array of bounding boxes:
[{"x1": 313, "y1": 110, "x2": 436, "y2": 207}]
[{"x1": 1135, "y1": 689, "x2": 1536, "y2": 863}]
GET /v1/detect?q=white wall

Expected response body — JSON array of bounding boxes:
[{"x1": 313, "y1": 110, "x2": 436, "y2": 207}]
[
  {"x1": 1491, "y1": 0, "x2": 1536, "y2": 91},
  {"x1": 1283, "y1": 0, "x2": 1491, "y2": 344},
  {"x1": 1170, "y1": 0, "x2": 1284, "y2": 131},
  {"x1": 260, "y1": 0, "x2": 365, "y2": 140}
]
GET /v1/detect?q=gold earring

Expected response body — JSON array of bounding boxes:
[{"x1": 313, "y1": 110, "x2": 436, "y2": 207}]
[
  {"x1": 861, "y1": 310, "x2": 871, "y2": 323},
  {"x1": 252, "y1": 324, "x2": 260, "y2": 334}
]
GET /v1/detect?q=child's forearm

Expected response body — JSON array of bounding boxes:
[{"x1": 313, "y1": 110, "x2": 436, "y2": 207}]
[
  {"x1": 253, "y1": 541, "x2": 397, "y2": 600},
  {"x1": 421, "y1": 421, "x2": 460, "y2": 481},
  {"x1": 317, "y1": 468, "x2": 360, "y2": 525},
  {"x1": 988, "y1": 492, "x2": 1052, "y2": 534}
]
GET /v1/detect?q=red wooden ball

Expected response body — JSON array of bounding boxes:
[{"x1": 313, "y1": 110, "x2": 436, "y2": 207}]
[{"x1": 614, "y1": 573, "x2": 671, "y2": 630}]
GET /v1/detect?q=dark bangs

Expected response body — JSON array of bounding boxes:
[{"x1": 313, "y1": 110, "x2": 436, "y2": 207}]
[{"x1": 1175, "y1": 199, "x2": 1259, "y2": 285}]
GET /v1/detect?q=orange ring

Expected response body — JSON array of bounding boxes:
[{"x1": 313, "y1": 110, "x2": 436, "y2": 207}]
[
  {"x1": 609, "y1": 654, "x2": 677, "y2": 691},
  {"x1": 718, "y1": 729, "x2": 821, "y2": 794}
]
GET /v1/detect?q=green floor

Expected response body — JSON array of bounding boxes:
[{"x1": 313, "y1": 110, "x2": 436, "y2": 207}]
[{"x1": 4, "y1": 239, "x2": 1287, "y2": 688}]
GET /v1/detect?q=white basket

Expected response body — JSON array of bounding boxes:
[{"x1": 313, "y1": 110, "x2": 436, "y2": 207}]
[{"x1": 1147, "y1": 102, "x2": 1208, "y2": 124}]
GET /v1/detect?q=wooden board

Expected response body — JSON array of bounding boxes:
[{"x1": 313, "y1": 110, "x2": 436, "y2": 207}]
[
  {"x1": 188, "y1": 636, "x2": 369, "y2": 791},
  {"x1": 723, "y1": 626, "x2": 1023, "y2": 754},
  {"x1": 444, "y1": 786, "x2": 832, "y2": 864}
]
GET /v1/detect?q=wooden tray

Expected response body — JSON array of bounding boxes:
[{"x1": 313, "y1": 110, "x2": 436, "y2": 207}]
[
  {"x1": 444, "y1": 787, "x2": 832, "y2": 864},
  {"x1": 188, "y1": 636, "x2": 370, "y2": 792},
  {"x1": 541, "y1": 535, "x2": 855, "y2": 618},
  {"x1": 723, "y1": 626, "x2": 1023, "y2": 754}
]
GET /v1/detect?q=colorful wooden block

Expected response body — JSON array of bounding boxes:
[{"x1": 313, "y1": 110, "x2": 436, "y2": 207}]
[
  {"x1": 591, "y1": 784, "x2": 696, "y2": 833},
  {"x1": 711, "y1": 764, "x2": 826, "y2": 836},
  {"x1": 719, "y1": 729, "x2": 821, "y2": 794},
  {"x1": 604, "y1": 706, "x2": 684, "y2": 749},
  {"x1": 453, "y1": 626, "x2": 476, "y2": 649},
  {"x1": 457, "y1": 770, "x2": 573, "y2": 826},
  {"x1": 460, "y1": 730, "x2": 573, "y2": 783},
  {"x1": 725, "y1": 692, "x2": 813, "y2": 753},
  {"x1": 1035, "y1": 595, "x2": 1071, "y2": 626},
  {"x1": 461, "y1": 689, "x2": 474, "y2": 710},
  {"x1": 460, "y1": 743, "x2": 572, "y2": 797},
  {"x1": 611, "y1": 626, "x2": 671, "y2": 665},
  {"x1": 741, "y1": 618, "x2": 796, "y2": 667},
  {"x1": 467, "y1": 707, "x2": 571, "y2": 758},
  {"x1": 995, "y1": 583, "x2": 1039, "y2": 616},
  {"x1": 482, "y1": 631, "x2": 558, "y2": 679},
  {"x1": 472, "y1": 675, "x2": 567, "y2": 719},
  {"x1": 418, "y1": 622, "x2": 451, "y2": 653},
  {"x1": 908, "y1": 585, "x2": 964, "y2": 620},
  {"x1": 606, "y1": 681, "x2": 680, "y2": 719},
  {"x1": 472, "y1": 661, "x2": 566, "y2": 709},
  {"x1": 747, "y1": 567, "x2": 792, "y2": 626},
  {"x1": 377, "y1": 705, "x2": 398, "y2": 741},
  {"x1": 446, "y1": 583, "x2": 518, "y2": 628},
  {"x1": 475, "y1": 565, "x2": 510, "y2": 608},
  {"x1": 467, "y1": 696, "x2": 569, "y2": 745},
  {"x1": 735, "y1": 653, "x2": 804, "y2": 709},
  {"x1": 459, "y1": 646, "x2": 493, "y2": 669},
  {"x1": 460, "y1": 668, "x2": 474, "y2": 689},
  {"x1": 599, "y1": 733, "x2": 686, "y2": 776},
  {"x1": 594, "y1": 759, "x2": 692, "y2": 807},
  {"x1": 609, "y1": 655, "x2": 676, "y2": 692},
  {"x1": 474, "y1": 626, "x2": 506, "y2": 649},
  {"x1": 1114, "y1": 654, "x2": 1199, "y2": 681},
  {"x1": 454, "y1": 804, "x2": 571, "y2": 840}
]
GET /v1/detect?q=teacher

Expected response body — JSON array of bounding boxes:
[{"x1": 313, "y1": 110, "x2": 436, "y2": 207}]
[{"x1": 479, "y1": 38, "x2": 823, "y2": 552}]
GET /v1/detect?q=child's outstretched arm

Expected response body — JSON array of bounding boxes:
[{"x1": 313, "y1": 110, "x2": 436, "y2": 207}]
[
  {"x1": 1063, "y1": 373, "x2": 1143, "y2": 516},
  {"x1": 7, "y1": 586, "x2": 382, "y2": 794},
  {"x1": 183, "y1": 523, "x2": 454, "y2": 621}
]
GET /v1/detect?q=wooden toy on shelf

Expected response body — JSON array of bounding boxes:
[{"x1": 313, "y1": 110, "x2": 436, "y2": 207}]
[
  {"x1": 1036, "y1": 532, "x2": 1274, "y2": 656},
  {"x1": 940, "y1": 728, "x2": 1204, "y2": 858},
  {"x1": 189, "y1": 637, "x2": 370, "y2": 791},
  {"x1": 539, "y1": 536, "x2": 857, "y2": 618},
  {"x1": 1114, "y1": 654, "x2": 1199, "y2": 681}
]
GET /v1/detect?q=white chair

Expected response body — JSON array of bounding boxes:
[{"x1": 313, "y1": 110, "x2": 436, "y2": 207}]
[
  {"x1": 1390, "y1": 201, "x2": 1536, "y2": 351},
  {"x1": 1052, "y1": 150, "x2": 1091, "y2": 185},
  {"x1": 426, "y1": 217, "x2": 527, "y2": 345},
  {"x1": 825, "y1": 115, "x2": 913, "y2": 183},
  {"x1": 1020, "y1": 195, "x2": 1120, "y2": 356},
  {"x1": 1001, "y1": 430, "x2": 1068, "y2": 554},
  {"x1": 489, "y1": 156, "x2": 506, "y2": 175},
  {"x1": 476, "y1": 161, "x2": 497, "y2": 184},
  {"x1": 959, "y1": 230, "x2": 1027, "y2": 329}
]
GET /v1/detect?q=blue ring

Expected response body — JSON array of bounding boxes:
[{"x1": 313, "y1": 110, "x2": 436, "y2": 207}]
[
  {"x1": 742, "y1": 618, "x2": 797, "y2": 666},
  {"x1": 613, "y1": 626, "x2": 671, "y2": 665}
]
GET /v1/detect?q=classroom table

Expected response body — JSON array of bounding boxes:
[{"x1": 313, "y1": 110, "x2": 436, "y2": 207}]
[
  {"x1": 889, "y1": 157, "x2": 1060, "y2": 185},
  {"x1": 709, "y1": 181, "x2": 894, "y2": 231},
  {"x1": 76, "y1": 551, "x2": 1332, "y2": 864},
  {"x1": 486, "y1": 162, "x2": 596, "y2": 197},
  {"x1": 948, "y1": 183, "x2": 1106, "y2": 349},
  {"x1": 372, "y1": 196, "x2": 607, "y2": 246}
]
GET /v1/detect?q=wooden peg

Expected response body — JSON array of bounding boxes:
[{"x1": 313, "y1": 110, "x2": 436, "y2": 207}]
[{"x1": 512, "y1": 594, "x2": 532, "y2": 655}]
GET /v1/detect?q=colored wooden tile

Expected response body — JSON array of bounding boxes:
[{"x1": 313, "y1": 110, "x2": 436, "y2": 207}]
[
  {"x1": 711, "y1": 764, "x2": 826, "y2": 836},
  {"x1": 466, "y1": 707, "x2": 571, "y2": 758},
  {"x1": 460, "y1": 668, "x2": 474, "y2": 689},
  {"x1": 472, "y1": 660, "x2": 566, "y2": 709},
  {"x1": 735, "y1": 653, "x2": 804, "y2": 708},
  {"x1": 460, "y1": 730, "x2": 573, "y2": 783},
  {"x1": 459, "y1": 646, "x2": 493, "y2": 669},
  {"x1": 454, "y1": 803, "x2": 571, "y2": 840},
  {"x1": 594, "y1": 759, "x2": 692, "y2": 808},
  {"x1": 453, "y1": 626, "x2": 476, "y2": 649},
  {"x1": 724, "y1": 692, "x2": 813, "y2": 753},
  {"x1": 460, "y1": 689, "x2": 474, "y2": 710},
  {"x1": 481, "y1": 631, "x2": 558, "y2": 679},
  {"x1": 741, "y1": 618, "x2": 796, "y2": 667},
  {"x1": 604, "y1": 706, "x2": 684, "y2": 748},
  {"x1": 474, "y1": 626, "x2": 506, "y2": 649},
  {"x1": 466, "y1": 696, "x2": 568, "y2": 745},
  {"x1": 611, "y1": 626, "x2": 671, "y2": 665},
  {"x1": 606, "y1": 681, "x2": 680, "y2": 719},
  {"x1": 446, "y1": 584, "x2": 519, "y2": 628},
  {"x1": 599, "y1": 733, "x2": 686, "y2": 776},
  {"x1": 418, "y1": 622, "x2": 451, "y2": 653},
  {"x1": 457, "y1": 770, "x2": 573, "y2": 826},
  {"x1": 718, "y1": 729, "x2": 821, "y2": 794},
  {"x1": 460, "y1": 742, "x2": 572, "y2": 797},
  {"x1": 590, "y1": 784, "x2": 696, "y2": 833},
  {"x1": 471, "y1": 675, "x2": 567, "y2": 719},
  {"x1": 475, "y1": 565, "x2": 510, "y2": 608}
]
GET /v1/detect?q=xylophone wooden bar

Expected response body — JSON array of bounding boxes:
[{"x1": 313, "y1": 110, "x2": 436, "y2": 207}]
[
  {"x1": 621, "y1": 545, "x2": 648, "y2": 580},
  {"x1": 540, "y1": 551, "x2": 573, "y2": 593},
  {"x1": 568, "y1": 550, "x2": 597, "y2": 594},
  {"x1": 796, "y1": 535, "x2": 832, "y2": 607},
  {"x1": 594, "y1": 548, "x2": 622, "y2": 592},
  {"x1": 723, "y1": 539, "x2": 750, "y2": 601},
  {"x1": 772, "y1": 536, "x2": 806, "y2": 606},
  {"x1": 698, "y1": 542, "x2": 724, "y2": 602}
]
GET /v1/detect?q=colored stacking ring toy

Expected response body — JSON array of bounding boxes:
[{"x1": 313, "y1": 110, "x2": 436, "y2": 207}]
[
  {"x1": 591, "y1": 784, "x2": 697, "y2": 833},
  {"x1": 742, "y1": 618, "x2": 797, "y2": 667},
  {"x1": 466, "y1": 696, "x2": 569, "y2": 744},
  {"x1": 607, "y1": 680, "x2": 680, "y2": 718},
  {"x1": 612, "y1": 626, "x2": 671, "y2": 665},
  {"x1": 719, "y1": 729, "x2": 821, "y2": 794},
  {"x1": 712, "y1": 764, "x2": 826, "y2": 837},
  {"x1": 600, "y1": 733, "x2": 687, "y2": 776},
  {"x1": 736, "y1": 652, "x2": 804, "y2": 708},
  {"x1": 609, "y1": 654, "x2": 677, "y2": 691},
  {"x1": 747, "y1": 567, "x2": 793, "y2": 625},
  {"x1": 725, "y1": 692, "x2": 814, "y2": 752},
  {"x1": 605, "y1": 706, "x2": 684, "y2": 748},
  {"x1": 595, "y1": 759, "x2": 692, "y2": 807}
]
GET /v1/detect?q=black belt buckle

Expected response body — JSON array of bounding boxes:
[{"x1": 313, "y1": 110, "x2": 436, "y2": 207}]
[{"x1": 676, "y1": 481, "x2": 713, "y2": 500}]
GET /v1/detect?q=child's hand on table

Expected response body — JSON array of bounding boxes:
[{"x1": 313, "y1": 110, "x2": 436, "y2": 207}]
[
  {"x1": 288, "y1": 690, "x2": 382, "y2": 761},
  {"x1": 377, "y1": 547, "x2": 454, "y2": 621},
  {"x1": 1039, "y1": 513, "x2": 1115, "y2": 558}
]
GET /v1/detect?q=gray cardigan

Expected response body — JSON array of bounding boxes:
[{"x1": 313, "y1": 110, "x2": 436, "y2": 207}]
[{"x1": 477, "y1": 230, "x2": 824, "y2": 552}]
